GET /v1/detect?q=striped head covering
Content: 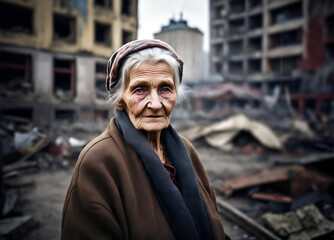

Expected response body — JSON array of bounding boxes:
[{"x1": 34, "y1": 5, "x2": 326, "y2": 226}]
[{"x1": 105, "y1": 39, "x2": 184, "y2": 93}]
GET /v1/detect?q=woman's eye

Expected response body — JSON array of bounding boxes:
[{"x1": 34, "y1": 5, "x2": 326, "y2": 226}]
[
  {"x1": 161, "y1": 87, "x2": 171, "y2": 92},
  {"x1": 134, "y1": 88, "x2": 145, "y2": 94}
]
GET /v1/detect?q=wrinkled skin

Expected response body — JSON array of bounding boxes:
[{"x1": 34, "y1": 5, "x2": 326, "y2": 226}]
[{"x1": 116, "y1": 61, "x2": 177, "y2": 159}]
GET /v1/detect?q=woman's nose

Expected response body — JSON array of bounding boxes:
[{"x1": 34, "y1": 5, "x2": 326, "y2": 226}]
[{"x1": 147, "y1": 91, "x2": 162, "y2": 109}]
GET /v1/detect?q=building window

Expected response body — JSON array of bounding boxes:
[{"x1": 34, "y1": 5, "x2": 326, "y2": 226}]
[
  {"x1": 269, "y1": 56, "x2": 301, "y2": 76},
  {"x1": 249, "y1": 0, "x2": 262, "y2": 9},
  {"x1": 248, "y1": 59, "x2": 261, "y2": 74},
  {"x1": 215, "y1": 62, "x2": 222, "y2": 74},
  {"x1": 0, "y1": 51, "x2": 32, "y2": 94},
  {"x1": 1, "y1": 108, "x2": 33, "y2": 121},
  {"x1": 229, "y1": 61, "x2": 243, "y2": 74},
  {"x1": 0, "y1": 2, "x2": 33, "y2": 34},
  {"x1": 94, "y1": 0, "x2": 112, "y2": 9},
  {"x1": 95, "y1": 109, "x2": 109, "y2": 122},
  {"x1": 230, "y1": 0, "x2": 245, "y2": 14},
  {"x1": 214, "y1": 6, "x2": 225, "y2": 19},
  {"x1": 270, "y1": 2, "x2": 302, "y2": 25},
  {"x1": 55, "y1": 109, "x2": 75, "y2": 123},
  {"x1": 213, "y1": 43, "x2": 224, "y2": 57},
  {"x1": 249, "y1": 14, "x2": 262, "y2": 30},
  {"x1": 122, "y1": 30, "x2": 133, "y2": 45},
  {"x1": 229, "y1": 40, "x2": 243, "y2": 55},
  {"x1": 229, "y1": 18, "x2": 245, "y2": 33},
  {"x1": 214, "y1": 25, "x2": 224, "y2": 38},
  {"x1": 53, "y1": 59, "x2": 75, "y2": 101},
  {"x1": 53, "y1": 14, "x2": 76, "y2": 43},
  {"x1": 95, "y1": 63, "x2": 108, "y2": 99},
  {"x1": 122, "y1": 0, "x2": 132, "y2": 15},
  {"x1": 248, "y1": 37, "x2": 262, "y2": 52},
  {"x1": 95, "y1": 21, "x2": 111, "y2": 46},
  {"x1": 269, "y1": 29, "x2": 302, "y2": 48}
]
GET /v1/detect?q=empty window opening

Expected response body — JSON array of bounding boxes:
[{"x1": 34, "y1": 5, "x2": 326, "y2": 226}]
[
  {"x1": 94, "y1": 0, "x2": 112, "y2": 9},
  {"x1": 270, "y1": 2, "x2": 302, "y2": 25},
  {"x1": 53, "y1": 59, "x2": 75, "y2": 100},
  {"x1": 249, "y1": 0, "x2": 262, "y2": 9},
  {"x1": 249, "y1": 14, "x2": 262, "y2": 30},
  {"x1": 326, "y1": 14, "x2": 334, "y2": 36},
  {"x1": 95, "y1": 22, "x2": 111, "y2": 46},
  {"x1": 1, "y1": 108, "x2": 33, "y2": 121},
  {"x1": 230, "y1": 0, "x2": 245, "y2": 14},
  {"x1": 122, "y1": 30, "x2": 132, "y2": 45},
  {"x1": 95, "y1": 63, "x2": 108, "y2": 99},
  {"x1": 214, "y1": 25, "x2": 224, "y2": 38},
  {"x1": 327, "y1": 44, "x2": 334, "y2": 60},
  {"x1": 229, "y1": 40, "x2": 243, "y2": 55},
  {"x1": 229, "y1": 18, "x2": 245, "y2": 32},
  {"x1": 229, "y1": 61, "x2": 243, "y2": 74},
  {"x1": 0, "y1": 51, "x2": 31, "y2": 94},
  {"x1": 269, "y1": 29, "x2": 301, "y2": 48},
  {"x1": 269, "y1": 56, "x2": 301, "y2": 76},
  {"x1": 55, "y1": 110, "x2": 75, "y2": 123},
  {"x1": 53, "y1": 14, "x2": 76, "y2": 42},
  {"x1": 0, "y1": 2, "x2": 33, "y2": 34},
  {"x1": 95, "y1": 109, "x2": 109, "y2": 122},
  {"x1": 122, "y1": 0, "x2": 131, "y2": 15},
  {"x1": 249, "y1": 37, "x2": 262, "y2": 52},
  {"x1": 214, "y1": 6, "x2": 225, "y2": 19},
  {"x1": 248, "y1": 59, "x2": 261, "y2": 73},
  {"x1": 215, "y1": 62, "x2": 222, "y2": 74},
  {"x1": 213, "y1": 43, "x2": 224, "y2": 56},
  {"x1": 53, "y1": 0, "x2": 70, "y2": 8}
]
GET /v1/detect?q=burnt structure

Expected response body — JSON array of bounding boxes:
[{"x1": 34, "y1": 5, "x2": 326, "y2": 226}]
[
  {"x1": 210, "y1": 0, "x2": 334, "y2": 116},
  {"x1": 0, "y1": 0, "x2": 138, "y2": 128}
]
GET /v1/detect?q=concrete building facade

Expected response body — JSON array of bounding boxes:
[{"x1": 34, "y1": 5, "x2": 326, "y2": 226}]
[
  {"x1": 154, "y1": 17, "x2": 204, "y2": 85},
  {"x1": 210, "y1": 0, "x2": 334, "y2": 115},
  {"x1": 0, "y1": 0, "x2": 138, "y2": 128}
]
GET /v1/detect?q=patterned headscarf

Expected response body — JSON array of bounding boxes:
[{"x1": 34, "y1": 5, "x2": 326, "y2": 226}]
[{"x1": 105, "y1": 39, "x2": 184, "y2": 93}]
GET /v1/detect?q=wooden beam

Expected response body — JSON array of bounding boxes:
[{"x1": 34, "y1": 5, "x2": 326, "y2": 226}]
[{"x1": 216, "y1": 198, "x2": 281, "y2": 240}]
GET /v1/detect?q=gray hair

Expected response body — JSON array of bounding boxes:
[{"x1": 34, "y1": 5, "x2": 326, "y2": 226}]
[{"x1": 107, "y1": 47, "x2": 186, "y2": 105}]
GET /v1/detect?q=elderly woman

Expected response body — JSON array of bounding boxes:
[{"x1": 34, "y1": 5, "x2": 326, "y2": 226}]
[{"x1": 61, "y1": 39, "x2": 228, "y2": 240}]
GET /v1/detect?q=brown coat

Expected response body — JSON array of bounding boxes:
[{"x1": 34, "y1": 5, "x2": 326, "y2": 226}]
[{"x1": 61, "y1": 119, "x2": 227, "y2": 240}]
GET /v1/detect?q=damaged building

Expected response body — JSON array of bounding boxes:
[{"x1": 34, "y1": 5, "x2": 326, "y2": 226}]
[
  {"x1": 0, "y1": 0, "x2": 138, "y2": 128},
  {"x1": 210, "y1": 0, "x2": 334, "y2": 117}
]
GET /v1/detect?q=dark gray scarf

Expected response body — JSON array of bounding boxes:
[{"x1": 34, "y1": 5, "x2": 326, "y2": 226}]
[{"x1": 115, "y1": 110, "x2": 213, "y2": 240}]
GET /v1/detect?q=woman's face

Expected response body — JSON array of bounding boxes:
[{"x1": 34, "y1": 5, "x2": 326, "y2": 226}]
[{"x1": 118, "y1": 61, "x2": 177, "y2": 133}]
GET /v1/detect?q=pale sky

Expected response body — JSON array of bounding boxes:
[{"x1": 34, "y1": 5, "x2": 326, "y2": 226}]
[{"x1": 137, "y1": 0, "x2": 209, "y2": 51}]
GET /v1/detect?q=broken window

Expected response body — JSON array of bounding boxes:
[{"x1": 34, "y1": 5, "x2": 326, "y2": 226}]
[
  {"x1": 122, "y1": 0, "x2": 131, "y2": 15},
  {"x1": 213, "y1": 43, "x2": 224, "y2": 56},
  {"x1": 94, "y1": 0, "x2": 112, "y2": 9},
  {"x1": 269, "y1": 29, "x2": 302, "y2": 48},
  {"x1": 95, "y1": 109, "x2": 109, "y2": 122},
  {"x1": 229, "y1": 61, "x2": 243, "y2": 74},
  {"x1": 55, "y1": 109, "x2": 75, "y2": 123},
  {"x1": 53, "y1": 0, "x2": 70, "y2": 8},
  {"x1": 214, "y1": 5, "x2": 225, "y2": 19},
  {"x1": 248, "y1": 36, "x2": 262, "y2": 52},
  {"x1": 269, "y1": 56, "x2": 301, "y2": 76},
  {"x1": 214, "y1": 25, "x2": 224, "y2": 38},
  {"x1": 230, "y1": 0, "x2": 245, "y2": 14},
  {"x1": 229, "y1": 18, "x2": 245, "y2": 33},
  {"x1": 0, "y1": 51, "x2": 32, "y2": 95},
  {"x1": 122, "y1": 30, "x2": 132, "y2": 45},
  {"x1": 249, "y1": 14, "x2": 262, "y2": 30},
  {"x1": 1, "y1": 108, "x2": 33, "y2": 122},
  {"x1": 270, "y1": 2, "x2": 302, "y2": 25},
  {"x1": 0, "y1": 2, "x2": 33, "y2": 34},
  {"x1": 229, "y1": 40, "x2": 243, "y2": 55},
  {"x1": 95, "y1": 63, "x2": 108, "y2": 99},
  {"x1": 53, "y1": 14, "x2": 76, "y2": 42},
  {"x1": 53, "y1": 59, "x2": 75, "y2": 101},
  {"x1": 215, "y1": 62, "x2": 223, "y2": 74},
  {"x1": 249, "y1": 0, "x2": 262, "y2": 9},
  {"x1": 95, "y1": 21, "x2": 111, "y2": 46},
  {"x1": 248, "y1": 59, "x2": 261, "y2": 74}
]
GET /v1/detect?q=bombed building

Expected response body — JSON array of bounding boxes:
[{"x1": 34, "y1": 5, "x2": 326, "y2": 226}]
[
  {"x1": 0, "y1": 0, "x2": 138, "y2": 128},
  {"x1": 210, "y1": 0, "x2": 334, "y2": 116}
]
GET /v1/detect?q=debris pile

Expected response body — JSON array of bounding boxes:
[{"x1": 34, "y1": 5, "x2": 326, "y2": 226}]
[{"x1": 0, "y1": 117, "x2": 88, "y2": 239}]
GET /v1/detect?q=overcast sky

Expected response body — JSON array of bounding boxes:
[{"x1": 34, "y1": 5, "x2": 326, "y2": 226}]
[{"x1": 137, "y1": 0, "x2": 209, "y2": 51}]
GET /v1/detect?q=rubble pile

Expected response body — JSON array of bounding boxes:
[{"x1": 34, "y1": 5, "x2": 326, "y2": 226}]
[{"x1": 0, "y1": 117, "x2": 89, "y2": 239}]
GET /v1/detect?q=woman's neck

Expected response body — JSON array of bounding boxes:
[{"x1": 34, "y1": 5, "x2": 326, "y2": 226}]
[{"x1": 145, "y1": 131, "x2": 165, "y2": 163}]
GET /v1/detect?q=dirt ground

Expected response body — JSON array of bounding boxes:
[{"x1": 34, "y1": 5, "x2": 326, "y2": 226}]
[{"x1": 13, "y1": 137, "x2": 274, "y2": 240}]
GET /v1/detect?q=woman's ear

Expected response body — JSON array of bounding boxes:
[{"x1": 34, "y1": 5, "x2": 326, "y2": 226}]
[{"x1": 115, "y1": 101, "x2": 125, "y2": 111}]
